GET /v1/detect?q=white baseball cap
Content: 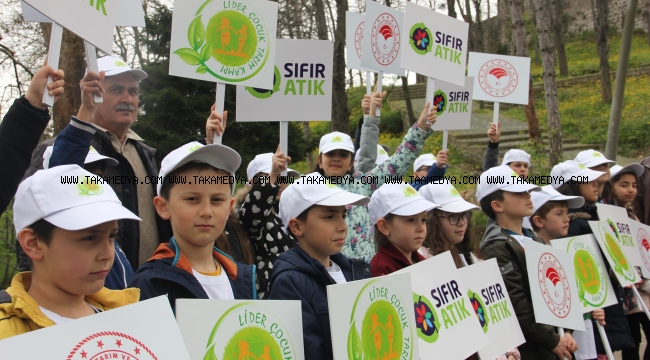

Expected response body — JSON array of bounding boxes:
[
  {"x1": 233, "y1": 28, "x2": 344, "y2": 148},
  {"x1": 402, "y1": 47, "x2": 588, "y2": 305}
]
[
  {"x1": 319, "y1": 132, "x2": 354, "y2": 154},
  {"x1": 354, "y1": 145, "x2": 390, "y2": 169},
  {"x1": 531, "y1": 185, "x2": 584, "y2": 216},
  {"x1": 418, "y1": 183, "x2": 479, "y2": 213},
  {"x1": 43, "y1": 145, "x2": 119, "y2": 169},
  {"x1": 414, "y1": 154, "x2": 436, "y2": 172},
  {"x1": 158, "y1": 141, "x2": 241, "y2": 196},
  {"x1": 96, "y1": 55, "x2": 148, "y2": 79},
  {"x1": 476, "y1": 165, "x2": 541, "y2": 202},
  {"x1": 279, "y1": 172, "x2": 369, "y2": 231},
  {"x1": 610, "y1": 163, "x2": 644, "y2": 179},
  {"x1": 246, "y1": 153, "x2": 300, "y2": 182},
  {"x1": 501, "y1": 149, "x2": 531, "y2": 166},
  {"x1": 369, "y1": 184, "x2": 438, "y2": 226},
  {"x1": 550, "y1": 160, "x2": 605, "y2": 189},
  {"x1": 575, "y1": 150, "x2": 614, "y2": 168},
  {"x1": 14, "y1": 165, "x2": 140, "y2": 233}
]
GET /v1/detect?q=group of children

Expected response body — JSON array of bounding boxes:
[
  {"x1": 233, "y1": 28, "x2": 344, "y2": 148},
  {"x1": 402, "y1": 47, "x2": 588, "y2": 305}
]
[{"x1": 0, "y1": 58, "x2": 648, "y2": 360}]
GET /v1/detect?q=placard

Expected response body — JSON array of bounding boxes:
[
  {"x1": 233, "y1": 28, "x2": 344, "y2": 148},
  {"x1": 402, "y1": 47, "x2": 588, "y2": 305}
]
[
  {"x1": 22, "y1": 0, "x2": 145, "y2": 27},
  {"x1": 169, "y1": 0, "x2": 278, "y2": 89},
  {"x1": 360, "y1": 0, "x2": 406, "y2": 76},
  {"x1": 23, "y1": 0, "x2": 117, "y2": 53},
  {"x1": 589, "y1": 220, "x2": 640, "y2": 287},
  {"x1": 426, "y1": 77, "x2": 474, "y2": 131},
  {"x1": 397, "y1": 252, "x2": 489, "y2": 360},
  {"x1": 551, "y1": 235, "x2": 618, "y2": 312},
  {"x1": 176, "y1": 299, "x2": 304, "y2": 360},
  {"x1": 327, "y1": 272, "x2": 418, "y2": 360},
  {"x1": 467, "y1": 52, "x2": 531, "y2": 105},
  {"x1": 524, "y1": 238, "x2": 585, "y2": 330},
  {"x1": 596, "y1": 203, "x2": 644, "y2": 267},
  {"x1": 0, "y1": 296, "x2": 191, "y2": 359},
  {"x1": 236, "y1": 39, "x2": 333, "y2": 122},
  {"x1": 401, "y1": 2, "x2": 468, "y2": 86},
  {"x1": 630, "y1": 218, "x2": 650, "y2": 278},
  {"x1": 346, "y1": 12, "x2": 374, "y2": 72},
  {"x1": 457, "y1": 258, "x2": 525, "y2": 360}
]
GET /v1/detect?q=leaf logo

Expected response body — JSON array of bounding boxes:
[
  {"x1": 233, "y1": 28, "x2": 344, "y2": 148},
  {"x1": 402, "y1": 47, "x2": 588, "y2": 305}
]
[
  {"x1": 379, "y1": 148, "x2": 387, "y2": 156},
  {"x1": 450, "y1": 186, "x2": 460, "y2": 197},
  {"x1": 403, "y1": 185, "x2": 418, "y2": 197},
  {"x1": 593, "y1": 152, "x2": 603, "y2": 157},
  {"x1": 331, "y1": 136, "x2": 343, "y2": 143},
  {"x1": 114, "y1": 60, "x2": 127, "y2": 67},
  {"x1": 89, "y1": 146, "x2": 98, "y2": 153},
  {"x1": 77, "y1": 176, "x2": 104, "y2": 196},
  {"x1": 189, "y1": 144, "x2": 202, "y2": 152}
]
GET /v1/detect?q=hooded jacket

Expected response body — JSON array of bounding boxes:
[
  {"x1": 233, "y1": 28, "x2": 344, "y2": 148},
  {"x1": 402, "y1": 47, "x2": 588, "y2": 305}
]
[
  {"x1": 269, "y1": 246, "x2": 370, "y2": 360},
  {"x1": 129, "y1": 237, "x2": 256, "y2": 311},
  {"x1": 479, "y1": 219, "x2": 560, "y2": 360},
  {"x1": 370, "y1": 242, "x2": 426, "y2": 277},
  {"x1": 0, "y1": 273, "x2": 139, "y2": 340}
]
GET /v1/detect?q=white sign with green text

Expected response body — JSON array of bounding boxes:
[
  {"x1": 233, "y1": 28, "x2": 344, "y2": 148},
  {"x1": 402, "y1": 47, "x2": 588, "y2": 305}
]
[
  {"x1": 596, "y1": 203, "x2": 644, "y2": 267},
  {"x1": 426, "y1": 77, "x2": 474, "y2": 131}
]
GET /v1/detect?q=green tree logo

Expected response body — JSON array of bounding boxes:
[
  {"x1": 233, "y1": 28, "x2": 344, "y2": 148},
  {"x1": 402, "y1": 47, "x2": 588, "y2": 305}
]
[{"x1": 77, "y1": 176, "x2": 104, "y2": 196}]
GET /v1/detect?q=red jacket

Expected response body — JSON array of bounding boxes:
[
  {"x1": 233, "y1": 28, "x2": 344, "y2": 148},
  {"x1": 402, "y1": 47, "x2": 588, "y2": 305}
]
[{"x1": 370, "y1": 243, "x2": 425, "y2": 277}]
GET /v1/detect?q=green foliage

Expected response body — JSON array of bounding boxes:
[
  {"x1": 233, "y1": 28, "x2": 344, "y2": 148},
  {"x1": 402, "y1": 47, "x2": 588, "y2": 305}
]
[{"x1": 0, "y1": 203, "x2": 18, "y2": 290}]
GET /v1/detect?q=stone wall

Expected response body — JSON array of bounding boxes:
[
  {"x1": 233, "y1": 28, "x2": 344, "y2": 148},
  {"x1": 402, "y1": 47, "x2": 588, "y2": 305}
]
[{"x1": 560, "y1": 0, "x2": 649, "y2": 34}]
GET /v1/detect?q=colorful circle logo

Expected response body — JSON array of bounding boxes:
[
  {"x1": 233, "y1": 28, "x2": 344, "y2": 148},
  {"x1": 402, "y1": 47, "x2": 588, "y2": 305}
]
[
  {"x1": 354, "y1": 21, "x2": 365, "y2": 59},
  {"x1": 570, "y1": 239, "x2": 608, "y2": 308},
  {"x1": 409, "y1": 23, "x2": 430, "y2": 55},
  {"x1": 478, "y1": 59, "x2": 519, "y2": 98},
  {"x1": 538, "y1": 252, "x2": 572, "y2": 318},
  {"x1": 433, "y1": 90, "x2": 447, "y2": 115},
  {"x1": 67, "y1": 331, "x2": 158, "y2": 360},
  {"x1": 246, "y1": 66, "x2": 282, "y2": 99},
  {"x1": 468, "y1": 289, "x2": 489, "y2": 333},
  {"x1": 600, "y1": 220, "x2": 635, "y2": 281},
  {"x1": 413, "y1": 293, "x2": 440, "y2": 343},
  {"x1": 370, "y1": 13, "x2": 401, "y2": 66},
  {"x1": 77, "y1": 176, "x2": 104, "y2": 196}
]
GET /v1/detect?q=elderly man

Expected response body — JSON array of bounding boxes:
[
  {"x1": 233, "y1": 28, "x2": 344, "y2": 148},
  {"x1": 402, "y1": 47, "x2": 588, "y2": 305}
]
[{"x1": 23, "y1": 55, "x2": 171, "y2": 270}]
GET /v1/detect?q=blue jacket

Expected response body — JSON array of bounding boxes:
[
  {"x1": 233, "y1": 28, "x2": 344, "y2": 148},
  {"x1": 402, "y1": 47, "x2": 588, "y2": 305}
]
[
  {"x1": 269, "y1": 246, "x2": 371, "y2": 360},
  {"x1": 129, "y1": 237, "x2": 256, "y2": 311},
  {"x1": 409, "y1": 162, "x2": 449, "y2": 190}
]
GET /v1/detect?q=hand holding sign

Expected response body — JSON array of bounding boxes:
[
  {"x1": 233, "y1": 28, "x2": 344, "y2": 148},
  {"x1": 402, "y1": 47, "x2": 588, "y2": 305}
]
[
  {"x1": 487, "y1": 121, "x2": 501, "y2": 143},
  {"x1": 362, "y1": 93, "x2": 371, "y2": 115},
  {"x1": 552, "y1": 333, "x2": 573, "y2": 360},
  {"x1": 368, "y1": 86, "x2": 386, "y2": 117},
  {"x1": 25, "y1": 64, "x2": 64, "y2": 110},
  {"x1": 205, "y1": 104, "x2": 227, "y2": 144},
  {"x1": 76, "y1": 70, "x2": 105, "y2": 122},
  {"x1": 270, "y1": 144, "x2": 291, "y2": 184},
  {"x1": 418, "y1": 102, "x2": 437, "y2": 131}
]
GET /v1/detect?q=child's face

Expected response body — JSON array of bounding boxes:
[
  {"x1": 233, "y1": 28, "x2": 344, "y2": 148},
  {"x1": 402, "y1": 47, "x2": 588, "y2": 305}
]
[
  {"x1": 318, "y1": 150, "x2": 353, "y2": 177},
  {"x1": 155, "y1": 167, "x2": 235, "y2": 247},
  {"x1": 293, "y1": 205, "x2": 348, "y2": 259},
  {"x1": 413, "y1": 166, "x2": 430, "y2": 178},
  {"x1": 535, "y1": 204, "x2": 570, "y2": 239},
  {"x1": 498, "y1": 191, "x2": 533, "y2": 218},
  {"x1": 508, "y1": 162, "x2": 529, "y2": 178},
  {"x1": 385, "y1": 212, "x2": 427, "y2": 255},
  {"x1": 36, "y1": 221, "x2": 117, "y2": 296},
  {"x1": 612, "y1": 173, "x2": 637, "y2": 206},
  {"x1": 578, "y1": 181, "x2": 600, "y2": 203},
  {"x1": 438, "y1": 211, "x2": 469, "y2": 245}
]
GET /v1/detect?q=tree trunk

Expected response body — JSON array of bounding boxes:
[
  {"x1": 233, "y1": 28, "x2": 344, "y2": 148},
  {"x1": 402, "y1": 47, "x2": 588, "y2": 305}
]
[
  {"x1": 509, "y1": 0, "x2": 542, "y2": 143},
  {"x1": 553, "y1": 0, "x2": 569, "y2": 76},
  {"x1": 645, "y1": 0, "x2": 650, "y2": 47},
  {"x1": 331, "y1": 0, "x2": 350, "y2": 133},
  {"x1": 532, "y1": 0, "x2": 563, "y2": 167},
  {"x1": 498, "y1": 0, "x2": 513, "y2": 52},
  {"x1": 302, "y1": 121, "x2": 313, "y2": 169},
  {"x1": 592, "y1": 0, "x2": 613, "y2": 103},
  {"x1": 415, "y1": 74, "x2": 427, "y2": 83},
  {"x1": 472, "y1": 0, "x2": 484, "y2": 53},
  {"x1": 400, "y1": 77, "x2": 417, "y2": 132},
  {"x1": 528, "y1": 0, "x2": 542, "y2": 66},
  {"x1": 605, "y1": 0, "x2": 638, "y2": 160},
  {"x1": 313, "y1": 0, "x2": 329, "y2": 40},
  {"x1": 447, "y1": 0, "x2": 457, "y2": 18}
]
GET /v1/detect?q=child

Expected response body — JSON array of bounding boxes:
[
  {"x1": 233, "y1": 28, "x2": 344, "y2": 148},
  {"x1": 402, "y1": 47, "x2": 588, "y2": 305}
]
[
  {"x1": 129, "y1": 142, "x2": 256, "y2": 309},
  {"x1": 482, "y1": 122, "x2": 531, "y2": 178},
  {"x1": 575, "y1": 150, "x2": 615, "y2": 198},
  {"x1": 314, "y1": 90, "x2": 437, "y2": 262},
  {"x1": 477, "y1": 165, "x2": 578, "y2": 360},
  {"x1": 417, "y1": 183, "x2": 479, "y2": 267},
  {"x1": 354, "y1": 144, "x2": 390, "y2": 171},
  {"x1": 409, "y1": 151, "x2": 449, "y2": 190},
  {"x1": 269, "y1": 173, "x2": 371, "y2": 360},
  {"x1": 368, "y1": 184, "x2": 437, "y2": 276},
  {"x1": 0, "y1": 165, "x2": 141, "y2": 339}
]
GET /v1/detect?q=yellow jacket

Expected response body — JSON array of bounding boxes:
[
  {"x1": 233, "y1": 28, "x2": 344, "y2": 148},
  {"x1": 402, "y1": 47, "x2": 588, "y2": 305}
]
[{"x1": 0, "y1": 272, "x2": 139, "y2": 340}]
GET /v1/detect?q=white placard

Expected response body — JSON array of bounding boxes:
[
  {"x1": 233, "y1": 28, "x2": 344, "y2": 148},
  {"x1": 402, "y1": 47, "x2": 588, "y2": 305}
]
[
  {"x1": 327, "y1": 272, "x2": 418, "y2": 360},
  {"x1": 23, "y1": 0, "x2": 117, "y2": 53},
  {"x1": 0, "y1": 296, "x2": 191, "y2": 359},
  {"x1": 426, "y1": 76, "x2": 474, "y2": 131},
  {"x1": 169, "y1": 0, "x2": 278, "y2": 89},
  {"x1": 467, "y1": 52, "x2": 531, "y2": 105},
  {"x1": 589, "y1": 220, "x2": 640, "y2": 287},
  {"x1": 401, "y1": 2, "x2": 468, "y2": 86},
  {"x1": 596, "y1": 203, "x2": 644, "y2": 267},
  {"x1": 396, "y1": 252, "x2": 489, "y2": 360},
  {"x1": 360, "y1": 0, "x2": 406, "y2": 76},
  {"x1": 630, "y1": 218, "x2": 650, "y2": 278},
  {"x1": 22, "y1": 0, "x2": 145, "y2": 27},
  {"x1": 457, "y1": 258, "x2": 525, "y2": 360},
  {"x1": 176, "y1": 299, "x2": 304, "y2": 360},
  {"x1": 524, "y1": 238, "x2": 586, "y2": 331},
  {"x1": 236, "y1": 39, "x2": 333, "y2": 122},
  {"x1": 346, "y1": 12, "x2": 374, "y2": 72},
  {"x1": 551, "y1": 235, "x2": 619, "y2": 312}
]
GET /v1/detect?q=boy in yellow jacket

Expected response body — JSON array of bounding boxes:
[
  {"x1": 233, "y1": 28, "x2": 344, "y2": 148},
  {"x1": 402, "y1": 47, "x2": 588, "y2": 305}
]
[{"x1": 0, "y1": 165, "x2": 141, "y2": 340}]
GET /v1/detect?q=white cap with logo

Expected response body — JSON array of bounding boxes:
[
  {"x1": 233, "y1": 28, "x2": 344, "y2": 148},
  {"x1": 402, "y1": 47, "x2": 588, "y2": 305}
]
[
  {"x1": 418, "y1": 183, "x2": 479, "y2": 213},
  {"x1": 531, "y1": 185, "x2": 584, "y2": 216},
  {"x1": 246, "y1": 153, "x2": 300, "y2": 182},
  {"x1": 279, "y1": 173, "x2": 369, "y2": 231},
  {"x1": 610, "y1": 163, "x2": 644, "y2": 179},
  {"x1": 369, "y1": 184, "x2": 438, "y2": 226},
  {"x1": 501, "y1": 149, "x2": 531, "y2": 166},
  {"x1": 354, "y1": 145, "x2": 390, "y2": 169},
  {"x1": 476, "y1": 165, "x2": 541, "y2": 202},
  {"x1": 549, "y1": 160, "x2": 605, "y2": 189},
  {"x1": 43, "y1": 145, "x2": 119, "y2": 169},
  {"x1": 574, "y1": 149, "x2": 614, "y2": 168},
  {"x1": 413, "y1": 154, "x2": 436, "y2": 173},
  {"x1": 14, "y1": 165, "x2": 140, "y2": 233},
  {"x1": 158, "y1": 141, "x2": 241, "y2": 196},
  {"x1": 319, "y1": 132, "x2": 354, "y2": 154},
  {"x1": 96, "y1": 55, "x2": 148, "y2": 79}
]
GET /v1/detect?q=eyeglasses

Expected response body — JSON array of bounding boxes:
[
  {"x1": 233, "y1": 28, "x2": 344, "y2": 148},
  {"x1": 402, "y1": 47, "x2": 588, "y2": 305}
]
[{"x1": 437, "y1": 211, "x2": 472, "y2": 225}]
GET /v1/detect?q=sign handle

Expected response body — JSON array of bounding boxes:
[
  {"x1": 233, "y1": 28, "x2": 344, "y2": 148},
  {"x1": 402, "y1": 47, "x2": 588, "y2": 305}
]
[
  {"x1": 442, "y1": 130, "x2": 448, "y2": 151},
  {"x1": 493, "y1": 101, "x2": 500, "y2": 129},
  {"x1": 365, "y1": 71, "x2": 372, "y2": 95},
  {"x1": 83, "y1": 41, "x2": 103, "y2": 103},
  {"x1": 596, "y1": 322, "x2": 614, "y2": 360},
  {"x1": 631, "y1": 286, "x2": 650, "y2": 321},
  {"x1": 557, "y1": 327, "x2": 569, "y2": 360},
  {"x1": 376, "y1": 71, "x2": 383, "y2": 117},
  {"x1": 213, "y1": 82, "x2": 226, "y2": 144},
  {"x1": 43, "y1": 22, "x2": 63, "y2": 107},
  {"x1": 280, "y1": 121, "x2": 288, "y2": 176}
]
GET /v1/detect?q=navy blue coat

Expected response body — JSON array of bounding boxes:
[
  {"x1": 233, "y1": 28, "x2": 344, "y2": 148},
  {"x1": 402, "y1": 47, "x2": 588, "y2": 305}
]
[{"x1": 269, "y1": 246, "x2": 370, "y2": 360}]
